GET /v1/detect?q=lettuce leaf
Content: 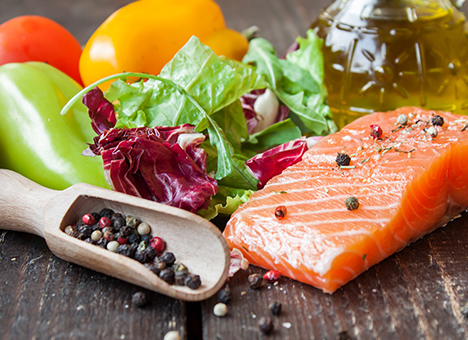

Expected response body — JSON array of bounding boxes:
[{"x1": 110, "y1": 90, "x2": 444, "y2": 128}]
[
  {"x1": 197, "y1": 186, "x2": 254, "y2": 220},
  {"x1": 242, "y1": 29, "x2": 337, "y2": 136}
]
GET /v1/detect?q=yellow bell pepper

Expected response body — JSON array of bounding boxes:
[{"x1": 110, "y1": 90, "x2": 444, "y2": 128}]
[{"x1": 79, "y1": 0, "x2": 249, "y2": 90}]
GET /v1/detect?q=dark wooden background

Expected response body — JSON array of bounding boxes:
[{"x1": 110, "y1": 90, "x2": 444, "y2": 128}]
[{"x1": 1, "y1": 1, "x2": 468, "y2": 339}]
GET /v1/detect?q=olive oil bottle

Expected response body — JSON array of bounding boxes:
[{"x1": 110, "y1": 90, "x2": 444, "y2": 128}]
[{"x1": 311, "y1": 0, "x2": 468, "y2": 128}]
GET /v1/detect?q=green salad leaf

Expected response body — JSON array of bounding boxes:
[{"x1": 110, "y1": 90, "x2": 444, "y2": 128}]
[
  {"x1": 242, "y1": 29, "x2": 337, "y2": 136},
  {"x1": 197, "y1": 186, "x2": 254, "y2": 220}
]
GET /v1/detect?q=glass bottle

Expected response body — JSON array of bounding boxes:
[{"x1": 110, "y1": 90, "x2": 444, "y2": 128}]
[{"x1": 311, "y1": 0, "x2": 468, "y2": 128}]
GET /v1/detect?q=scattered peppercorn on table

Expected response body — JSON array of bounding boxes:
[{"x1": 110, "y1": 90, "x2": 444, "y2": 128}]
[{"x1": 1, "y1": 1, "x2": 468, "y2": 339}]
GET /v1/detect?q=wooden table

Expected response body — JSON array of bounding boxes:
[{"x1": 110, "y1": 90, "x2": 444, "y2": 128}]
[{"x1": 1, "y1": 1, "x2": 468, "y2": 339}]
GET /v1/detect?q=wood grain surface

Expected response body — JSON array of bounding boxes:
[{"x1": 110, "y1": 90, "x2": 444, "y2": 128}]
[{"x1": 1, "y1": 1, "x2": 468, "y2": 339}]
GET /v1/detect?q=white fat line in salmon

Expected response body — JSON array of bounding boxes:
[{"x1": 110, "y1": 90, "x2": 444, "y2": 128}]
[
  {"x1": 278, "y1": 202, "x2": 400, "y2": 218},
  {"x1": 242, "y1": 215, "x2": 391, "y2": 228},
  {"x1": 264, "y1": 170, "x2": 412, "y2": 190},
  {"x1": 262, "y1": 178, "x2": 407, "y2": 196},
  {"x1": 250, "y1": 184, "x2": 405, "y2": 207}
]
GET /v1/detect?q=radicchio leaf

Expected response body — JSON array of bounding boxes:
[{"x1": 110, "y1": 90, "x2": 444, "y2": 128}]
[
  {"x1": 82, "y1": 87, "x2": 116, "y2": 134},
  {"x1": 229, "y1": 248, "x2": 249, "y2": 277},
  {"x1": 240, "y1": 89, "x2": 290, "y2": 134},
  {"x1": 245, "y1": 137, "x2": 308, "y2": 189},
  {"x1": 90, "y1": 125, "x2": 217, "y2": 213}
]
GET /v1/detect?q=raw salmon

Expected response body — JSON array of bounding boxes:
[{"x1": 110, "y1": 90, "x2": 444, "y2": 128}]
[{"x1": 224, "y1": 107, "x2": 468, "y2": 293}]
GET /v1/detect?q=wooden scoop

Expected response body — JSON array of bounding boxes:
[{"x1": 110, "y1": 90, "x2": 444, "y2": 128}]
[{"x1": 0, "y1": 169, "x2": 230, "y2": 301}]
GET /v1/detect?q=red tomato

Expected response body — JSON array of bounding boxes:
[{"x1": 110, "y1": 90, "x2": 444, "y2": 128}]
[{"x1": 0, "y1": 15, "x2": 83, "y2": 85}]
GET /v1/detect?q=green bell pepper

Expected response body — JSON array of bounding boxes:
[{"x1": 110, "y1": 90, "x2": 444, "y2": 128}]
[{"x1": 0, "y1": 61, "x2": 109, "y2": 190}]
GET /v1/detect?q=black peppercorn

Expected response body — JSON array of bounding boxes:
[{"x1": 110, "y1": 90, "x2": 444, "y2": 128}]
[
  {"x1": 96, "y1": 237, "x2": 109, "y2": 248},
  {"x1": 431, "y1": 115, "x2": 444, "y2": 126},
  {"x1": 91, "y1": 223, "x2": 100, "y2": 231},
  {"x1": 140, "y1": 234, "x2": 152, "y2": 244},
  {"x1": 344, "y1": 196, "x2": 360, "y2": 211},
  {"x1": 143, "y1": 246, "x2": 157, "y2": 262},
  {"x1": 269, "y1": 301, "x2": 282, "y2": 316},
  {"x1": 90, "y1": 213, "x2": 100, "y2": 225},
  {"x1": 76, "y1": 219, "x2": 85, "y2": 228},
  {"x1": 127, "y1": 233, "x2": 141, "y2": 245},
  {"x1": 258, "y1": 316, "x2": 273, "y2": 334},
  {"x1": 161, "y1": 252, "x2": 176, "y2": 266},
  {"x1": 338, "y1": 331, "x2": 352, "y2": 340},
  {"x1": 111, "y1": 213, "x2": 126, "y2": 229},
  {"x1": 99, "y1": 208, "x2": 114, "y2": 219},
  {"x1": 77, "y1": 225, "x2": 92, "y2": 240},
  {"x1": 184, "y1": 274, "x2": 201, "y2": 290},
  {"x1": 71, "y1": 230, "x2": 81, "y2": 239},
  {"x1": 111, "y1": 212, "x2": 124, "y2": 220},
  {"x1": 133, "y1": 250, "x2": 149, "y2": 263},
  {"x1": 144, "y1": 263, "x2": 161, "y2": 275},
  {"x1": 175, "y1": 270, "x2": 188, "y2": 285},
  {"x1": 248, "y1": 273, "x2": 264, "y2": 290},
  {"x1": 159, "y1": 268, "x2": 175, "y2": 285},
  {"x1": 132, "y1": 291, "x2": 148, "y2": 308},
  {"x1": 117, "y1": 244, "x2": 136, "y2": 258},
  {"x1": 153, "y1": 257, "x2": 167, "y2": 271},
  {"x1": 118, "y1": 226, "x2": 133, "y2": 237},
  {"x1": 218, "y1": 284, "x2": 232, "y2": 304},
  {"x1": 336, "y1": 152, "x2": 351, "y2": 166}
]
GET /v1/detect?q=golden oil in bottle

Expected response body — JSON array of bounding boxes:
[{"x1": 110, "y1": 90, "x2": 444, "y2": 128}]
[{"x1": 311, "y1": 0, "x2": 468, "y2": 128}]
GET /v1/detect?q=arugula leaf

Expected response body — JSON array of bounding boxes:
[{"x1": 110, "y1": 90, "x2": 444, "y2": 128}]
[{"x1": 242, "y1": 29, "x2": 337, "y2": 136}]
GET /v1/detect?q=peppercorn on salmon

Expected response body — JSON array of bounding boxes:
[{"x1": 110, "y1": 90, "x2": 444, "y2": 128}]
[{"x1": 224, "y1": 107, "x2": 468, "y2": 293}]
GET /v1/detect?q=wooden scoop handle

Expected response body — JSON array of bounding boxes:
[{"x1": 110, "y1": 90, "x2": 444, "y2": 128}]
[{"x1": 0, "y1": 169, "x2": 57, "y2": 238}]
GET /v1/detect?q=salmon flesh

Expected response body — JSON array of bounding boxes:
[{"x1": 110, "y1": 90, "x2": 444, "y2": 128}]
[{"x1": 224, "y1": 107, "x2": 468, "y2": 293}]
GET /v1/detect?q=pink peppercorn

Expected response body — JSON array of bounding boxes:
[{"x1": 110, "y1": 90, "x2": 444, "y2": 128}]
[
  {"x1": 82, "y1": 213, "x2": 96, "y2": 226},
  {"x1": 370, "y1": 124, "x2": 383, "y2": 139},
  {"x1": 99, "y1": 216, "x2": 111, "y2": 229},
  {"x1": 117, "y1": 236, "x2": 128, "y2": 245},
  {"x1": 274, "y1": 206, "x2": 287, "y2": 220},
  {"x1": 150, "y1": 236, "x2": 166, "y2": 253},
  {"x1": 263, "y1": 270, "x2": 281, "y2": 283}
]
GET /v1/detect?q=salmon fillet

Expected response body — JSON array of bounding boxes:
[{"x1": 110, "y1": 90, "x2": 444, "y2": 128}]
[{"x1": 224, "y1": 107, "x2": 468, "y2": 293}]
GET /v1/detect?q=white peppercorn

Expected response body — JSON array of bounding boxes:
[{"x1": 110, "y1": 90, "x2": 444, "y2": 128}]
[
  {"x1": 64, "y1": 225, "x2": 75, "y2": 235},
  {"x1": 163, "y1": 331, "x2": 181, "y2": 340},
  {"x1": 91, "y1": 230, "x2": 103, "y2": 242},
  {"x1": 397, "y1": 114, "x2": 408, "y2": 125},
  {"x1": 107, "y1": 240, "x2": 120, "y2": 252},
  {"x1": 213, "y1": 303, "x2": 228, "y2": 317},
  {"x1": 137, "y1": 222, "x2": 151, "y2": 235},
  {"x1": 427, "y1": 126, "x2": 438, "y2": 138}
]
